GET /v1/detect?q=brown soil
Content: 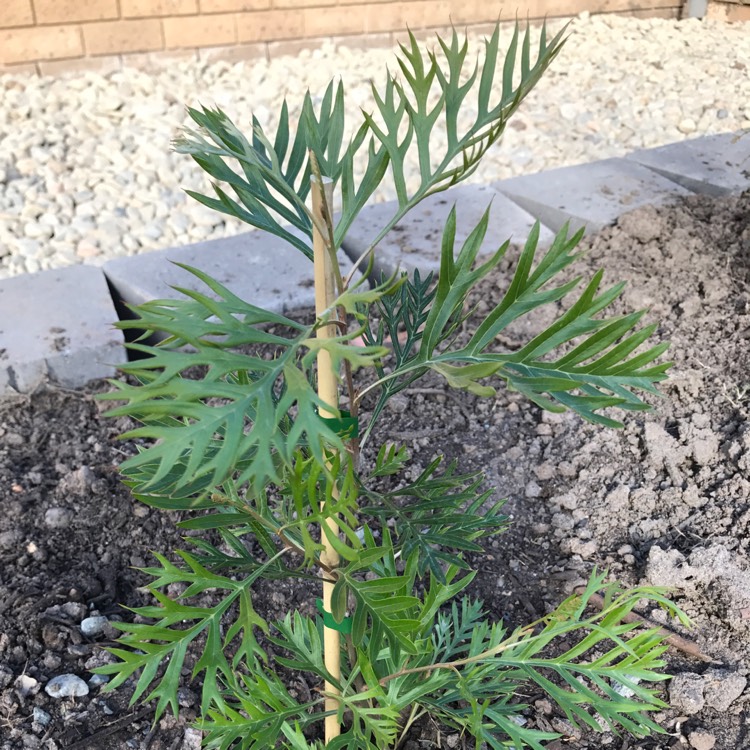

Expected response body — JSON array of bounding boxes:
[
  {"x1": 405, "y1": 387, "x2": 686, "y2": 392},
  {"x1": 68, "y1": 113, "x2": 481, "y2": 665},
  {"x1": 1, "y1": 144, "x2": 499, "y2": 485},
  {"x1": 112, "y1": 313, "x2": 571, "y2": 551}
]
[{"x1": 1, "y1": 190, "x2": 749, "y2": 750}]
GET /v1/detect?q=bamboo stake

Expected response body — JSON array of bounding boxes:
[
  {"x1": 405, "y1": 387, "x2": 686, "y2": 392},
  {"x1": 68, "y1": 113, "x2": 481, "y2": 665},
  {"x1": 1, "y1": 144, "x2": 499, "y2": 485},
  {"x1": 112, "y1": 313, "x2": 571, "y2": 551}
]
[{"x1": 312, "y1": 174, "x2": 342, "y2": 742}]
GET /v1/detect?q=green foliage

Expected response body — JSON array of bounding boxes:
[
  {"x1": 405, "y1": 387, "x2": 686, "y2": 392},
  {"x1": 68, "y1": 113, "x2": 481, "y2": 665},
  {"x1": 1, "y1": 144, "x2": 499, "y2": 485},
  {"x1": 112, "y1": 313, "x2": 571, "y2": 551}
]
[
  {"x1": 360, "y1": 454, "x2": 508, "y2": 581},
  {"x1": 175, "y1": 22, "x2": 566, "y2": 264},
  {"x1": 101, "y1": 265, "x2": 390, "y2": 499},
  {"x1": 100, "y1": 20, "x2": 685, "y2": 750},
  {"x1": 92, "y1": 548, "x2": 273, "y2": 719},
  {"x1": 361, "y1": 213, "x2": 670, "y2": 437}
]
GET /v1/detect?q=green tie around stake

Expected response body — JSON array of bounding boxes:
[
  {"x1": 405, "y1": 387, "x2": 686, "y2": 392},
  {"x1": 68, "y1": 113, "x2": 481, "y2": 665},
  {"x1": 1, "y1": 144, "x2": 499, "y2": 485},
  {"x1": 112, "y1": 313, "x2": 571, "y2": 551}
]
[
  {"x1": 316, "y1": 409, "x2": 357, "y2": 636},
  {"x1": 319, "y1": 409, "x2": 359, "y2": 439},
  {"x1": 316, "y1": 598, "x2": 353, "y2": 634}
]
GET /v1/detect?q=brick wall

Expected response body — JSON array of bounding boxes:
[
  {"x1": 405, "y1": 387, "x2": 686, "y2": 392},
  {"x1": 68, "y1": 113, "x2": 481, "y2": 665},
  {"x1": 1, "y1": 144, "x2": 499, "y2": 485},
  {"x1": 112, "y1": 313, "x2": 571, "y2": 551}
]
[
  {"x1": 1, "y1": 0, "x2": 683, "y2": 74},
  {"x1": 706, "y1": 0, "x2": 750, "y2": 21}
]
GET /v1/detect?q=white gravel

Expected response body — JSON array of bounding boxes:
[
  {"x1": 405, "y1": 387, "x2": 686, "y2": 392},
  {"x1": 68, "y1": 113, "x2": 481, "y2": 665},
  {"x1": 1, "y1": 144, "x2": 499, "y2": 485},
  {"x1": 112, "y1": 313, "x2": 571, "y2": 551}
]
[{"x1": 1, "y1": 13, "x2": 749, "y2": 278}]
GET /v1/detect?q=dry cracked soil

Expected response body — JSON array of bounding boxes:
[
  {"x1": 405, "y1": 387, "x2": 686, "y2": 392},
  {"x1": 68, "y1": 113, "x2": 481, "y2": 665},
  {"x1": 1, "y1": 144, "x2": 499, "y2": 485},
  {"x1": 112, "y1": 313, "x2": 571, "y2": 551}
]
[{"x1": 0, "y1": 189, "x2": 749, "y2": 750}]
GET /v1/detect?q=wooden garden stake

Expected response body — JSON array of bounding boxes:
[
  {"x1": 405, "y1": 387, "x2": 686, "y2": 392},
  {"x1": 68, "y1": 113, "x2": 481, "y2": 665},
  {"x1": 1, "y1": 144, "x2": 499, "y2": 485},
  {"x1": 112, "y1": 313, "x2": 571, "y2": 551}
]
[{"x1": 312, "y1": 174, "x2": 342, "y2": 742}]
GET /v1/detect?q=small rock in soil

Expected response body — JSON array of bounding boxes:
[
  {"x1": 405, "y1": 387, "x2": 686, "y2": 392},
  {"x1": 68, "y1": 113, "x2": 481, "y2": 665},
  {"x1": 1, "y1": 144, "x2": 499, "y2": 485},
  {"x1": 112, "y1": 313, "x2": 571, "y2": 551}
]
[
  {"x1": 669, "y1": 672, "x2": 705, "y2": 714},
  {"x1": 387, "y1": 394, "x2": 408, "y2": 414},
  {"x1": 183, "y1": 727, "x2": 203, "y2": 749},
  {"x1": 32, "y1": 707, "x2": 51, "y2": 727},
  {"x1": 0, "y1": 665, "x2": 13, "y2": 689},
  {"x1": 689, "y1": 730, "x2": 717, "y2": 750},
  {"x1": 57, "y1": 466, "x2": 95, "y2": 496},
  {"x1": 80, "y1": 615, "x2": 109, "y2": 637},
  {"x1": 46, "y1": 601, "x2": 86, "y2": 621},
  {"x1": 14, "y1": 674, "x2": 39, "y2": 697},
  {"x1": 88, "y1": 673, "x2": 109, "y2": 688},
  {"x1": 0, "y1": 529, "x2": 21, "y2": 550},
  {"x1": 44, "y1": 673, "x2": 89, "y2": 698},
  {"x1": 178, "y1": 687, "x2": 197, "y2": 708},
  {"x1": 44, "y1": 507, "x2": 73, "y2": 529},
  {"x1": 525, "y1": 480, "x2": 542, "y2": 498},
  {"x1": 702, "y1": 668, "x2": 747, "y2": 711},
  {"x1": 42, "y1": 654, "x2": 62, "y2": 671},
  {"x1": 534, "y1": 462, "x2": 555, "y2": 480}
]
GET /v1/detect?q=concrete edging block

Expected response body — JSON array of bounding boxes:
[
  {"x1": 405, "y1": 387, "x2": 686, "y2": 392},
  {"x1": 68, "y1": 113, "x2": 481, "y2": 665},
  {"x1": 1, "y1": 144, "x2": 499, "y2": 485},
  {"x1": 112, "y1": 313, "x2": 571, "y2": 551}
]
[
  {"x1": 625, "y1": 131, "x2": 750, "y2": 197},
  {"x1": 493, "y1": 157, "x2": 695, "y2": 234},
  {"x1": 103, "y1": 230, "x2": 356, "y2": 316},
  {"x1": 341, "y1": 184, "x2": 555, "y2": 279},
  {"x1": 0, "y1": 265, "x2": 126, "y2": 395}
]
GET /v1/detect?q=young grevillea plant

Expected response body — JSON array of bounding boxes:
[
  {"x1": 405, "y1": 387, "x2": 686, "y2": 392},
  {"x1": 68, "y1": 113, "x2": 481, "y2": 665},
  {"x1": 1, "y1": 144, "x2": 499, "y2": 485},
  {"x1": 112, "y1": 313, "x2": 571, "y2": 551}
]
[{"x1": 95, "y1": 22, "x2": 688, "y2": 750}]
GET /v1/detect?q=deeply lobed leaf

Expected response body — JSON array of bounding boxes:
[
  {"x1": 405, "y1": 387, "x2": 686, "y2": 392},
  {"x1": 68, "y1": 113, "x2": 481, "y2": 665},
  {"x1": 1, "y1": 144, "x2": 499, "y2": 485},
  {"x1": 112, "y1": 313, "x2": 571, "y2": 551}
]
[
  {"x1": 101, "y1": 264, "x2": 387, "y2": 501},
  {"x1": 364, "y1": 211, "x2": 671, "y2": 431}
]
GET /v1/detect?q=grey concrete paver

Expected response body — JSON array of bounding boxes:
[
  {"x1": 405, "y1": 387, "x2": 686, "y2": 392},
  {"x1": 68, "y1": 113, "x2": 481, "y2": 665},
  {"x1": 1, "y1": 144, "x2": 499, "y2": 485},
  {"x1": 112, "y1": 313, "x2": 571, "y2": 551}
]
[
  {"x1": 494, "y1": 158, "x2": 695, "y2": 233},
  {"x1": 103, "y1": 230, "x2": 354, "y2": 315},
  {"x1": 626, "y1": 132, "x2": 750, "y2": 197},
  {"x1": 0, "y1": 265, "x2": 126, "y2": 395},
  {"x1": 341, "y1": 184, "x2": 554, "y2": 279}
]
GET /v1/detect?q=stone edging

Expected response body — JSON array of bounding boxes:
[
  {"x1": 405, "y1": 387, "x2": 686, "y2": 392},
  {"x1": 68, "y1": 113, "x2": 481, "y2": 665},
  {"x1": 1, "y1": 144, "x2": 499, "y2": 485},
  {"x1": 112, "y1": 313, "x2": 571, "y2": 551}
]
[{"x1": 1, "y1": 131, "x2": 748, "y2": 397}]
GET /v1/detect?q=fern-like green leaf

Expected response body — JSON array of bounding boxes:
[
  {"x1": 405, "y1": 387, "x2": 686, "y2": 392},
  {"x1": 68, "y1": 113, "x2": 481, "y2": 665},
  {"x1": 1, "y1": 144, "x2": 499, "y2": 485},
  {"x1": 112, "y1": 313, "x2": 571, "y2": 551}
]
[
  {"x1": 100, "y1": 264, "x2": 387, "y2": 500},
  {"x1": 363, "y1": 211, "x2": 671, "y2": 430},
  {"x1": 414, "y1": 572, "x2": 687, "y2": 748},
  {"x1": 199, "y1": 666, "x2": 323, "y2": 750},
  {"x1": 93, "y1": 549, "x2": 276, "y2": 721},
  {"x1": 361, "y1": 456, "x2": 507, "y2": 581},
  {"x1": 349, "y1": 21, "x2": 568, "y2": 266},
  {"x1": 175, "y1": 80, "x2": 389, "y2": 258}
]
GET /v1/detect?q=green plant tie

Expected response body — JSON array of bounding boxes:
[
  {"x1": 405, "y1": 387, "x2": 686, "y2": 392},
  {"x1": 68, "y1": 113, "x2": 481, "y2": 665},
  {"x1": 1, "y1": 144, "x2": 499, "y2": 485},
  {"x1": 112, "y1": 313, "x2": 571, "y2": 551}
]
[
  {"x1": 319, "y1": 409, "x2": 359, "y2": 439},
  {"x1": 316, "y1": 598, "x2": 353, "y2": 634}
]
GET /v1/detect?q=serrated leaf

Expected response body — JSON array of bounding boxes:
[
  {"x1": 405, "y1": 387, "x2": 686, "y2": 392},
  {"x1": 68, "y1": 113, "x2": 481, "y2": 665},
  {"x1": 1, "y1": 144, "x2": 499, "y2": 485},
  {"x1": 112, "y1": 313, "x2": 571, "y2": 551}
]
[
  {"x1": 364, "y1": 216, "x2": 671, "y2": 430},
  {"x1": 95, "y1": 549, "x2": 281, "y2": 723},
  {"x1": 101, "y1": 264, "x2": 392, "y2": 501}
]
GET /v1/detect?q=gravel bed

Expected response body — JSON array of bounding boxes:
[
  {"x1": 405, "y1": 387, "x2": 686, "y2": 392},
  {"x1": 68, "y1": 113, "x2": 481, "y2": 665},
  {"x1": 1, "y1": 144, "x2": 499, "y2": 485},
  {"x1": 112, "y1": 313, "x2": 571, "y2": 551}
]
[{"x1": 0, "y1": 13, "x2": 749, "y2": 278}]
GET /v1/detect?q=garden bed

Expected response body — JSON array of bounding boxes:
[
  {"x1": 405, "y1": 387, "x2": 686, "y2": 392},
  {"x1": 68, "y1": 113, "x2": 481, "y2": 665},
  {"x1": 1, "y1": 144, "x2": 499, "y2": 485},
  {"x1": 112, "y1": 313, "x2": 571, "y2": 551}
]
[{"x1": 0, "y1": 188, "x2": 748, "y2": 750}]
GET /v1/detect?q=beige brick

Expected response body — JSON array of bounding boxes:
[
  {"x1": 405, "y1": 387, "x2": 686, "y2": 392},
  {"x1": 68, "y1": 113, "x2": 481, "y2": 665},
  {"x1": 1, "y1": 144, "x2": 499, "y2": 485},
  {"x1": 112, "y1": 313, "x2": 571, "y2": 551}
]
[
  {"x1": 199, "y1": 0, "x2": 270, "y2": 11},
  {"x1": 705, "y1": 3, "x2": 729, "y2": 20},
  {"x1": 34, "y1": 0, "x2": 119, "y2": 24},
  {"x1": 0, "y1": 24, "x2": 83, "y2": 64},
  {"x1": 237, "y1": 9, "x2": 304, "y2": 41},
  {"x1": 303, "y1": 6, "x2": 366, "y2": 36},
  {"x1": 38, "y1": 54, "x2": 122, "y2": 76},
  {"x1": 82, "y1": 19, "x2": 163, "y2": 55},
  {"x1": 163, "y1": 12, "x2": 237, "y2": 47},
  {"x1": 364, "y1": 2, "x2": 435, "y2": 33},
  {"x1": 0, "y1": 61, "x2": 38, "y2": 75},
  {"x1": 520, "y1": 0, "x2": 677, "y2": 14},
  {"x1": 121, "y1": 0, "x2": 198, "y2": 17},
  {"x1": 450, "y1": 1, "x2": 500, "y2": 24},
  {"x1": 423, "y1": 2, "x2": 452, "y2": 27},
  {"x1": 0, "y1": 0, "x2": 33, "y2": 28},
  {"x1": 199, "y1": 41, "x2": 268, "y2": 62},
  {"x1": 613, "y1": 8, "x2": 680, "y2": 19},
  {"x1": 727, "y1": 5, "x2": 750, "y2": 21}
]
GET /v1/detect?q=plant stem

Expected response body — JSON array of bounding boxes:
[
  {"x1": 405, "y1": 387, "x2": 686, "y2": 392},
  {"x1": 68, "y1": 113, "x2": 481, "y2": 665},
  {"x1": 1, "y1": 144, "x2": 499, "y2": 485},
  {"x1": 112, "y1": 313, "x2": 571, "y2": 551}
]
[
  {"x1": 395, "y1": 704, "x2": 427, "y2": 749},
  {"x1": 312, "y1": 172, "x2": 343, "y2": 743}
]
